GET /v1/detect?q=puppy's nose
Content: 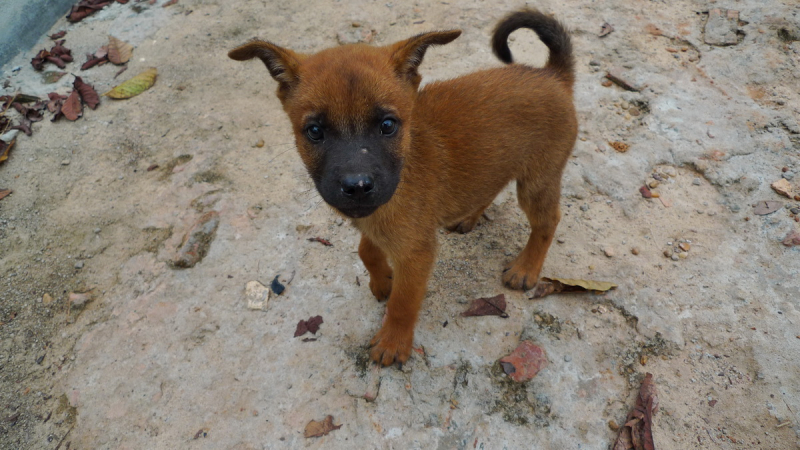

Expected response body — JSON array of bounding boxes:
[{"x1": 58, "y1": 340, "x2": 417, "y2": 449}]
[{"x1": 340, "y1": 174, "x2": 374, "y2": 198}]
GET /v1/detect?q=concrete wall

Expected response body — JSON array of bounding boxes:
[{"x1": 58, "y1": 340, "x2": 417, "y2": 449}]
[{"x1": 0, "y1": 0, "x2": 77, "y2": 68}]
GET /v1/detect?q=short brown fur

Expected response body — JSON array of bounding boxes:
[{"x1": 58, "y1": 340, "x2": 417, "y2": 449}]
[{"x1": 229, "y1": 9, "x2": 577, "y2": 366}]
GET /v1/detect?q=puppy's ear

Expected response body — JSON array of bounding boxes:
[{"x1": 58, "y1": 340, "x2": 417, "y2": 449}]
[
  {"x1": 389, "y1": 30, "x2": 461, "y2": 87},
  {"x1": 229, "y1": 40, "x2": 303, "y2": 94}
]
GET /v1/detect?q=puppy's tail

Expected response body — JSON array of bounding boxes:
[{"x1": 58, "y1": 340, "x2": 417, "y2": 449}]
[{"x1": 492, "y1": 9, "x2": 574, "y2": 86}]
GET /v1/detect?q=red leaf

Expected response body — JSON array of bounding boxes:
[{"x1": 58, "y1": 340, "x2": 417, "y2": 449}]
[
  {"x1": 294, "y1": 315, "x2": 324, "y2": 337},
  {"x1": 50, "y1": 31, "x2": 67, "y2": 40},
  {"x1": 61, "y1": 90, "x2": 82, "y2": 121}
]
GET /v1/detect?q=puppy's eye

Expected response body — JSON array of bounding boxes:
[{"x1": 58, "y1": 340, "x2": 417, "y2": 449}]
[
  {"x1": 305, "y1": 124, "x2": 324, "y2": 142},
  {"x1": 379, "y1": 118, "x2": 397, "y2": 136}
]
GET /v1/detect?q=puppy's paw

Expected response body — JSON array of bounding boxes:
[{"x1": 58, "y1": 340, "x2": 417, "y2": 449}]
[
  {"x1": 502, "y1": 262, "x2": 539, "y2": 291},
  {"x1": 369, "y1": 323, "x2": 413, "y2": 366},
  {"x1": 369, "y1": 273, "x2": 392, "y2": 301}
]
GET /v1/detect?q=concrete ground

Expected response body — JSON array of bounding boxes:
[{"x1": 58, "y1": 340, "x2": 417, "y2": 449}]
[{"x1": 1, "y1": 0, "x2": 799, "y2": 449}]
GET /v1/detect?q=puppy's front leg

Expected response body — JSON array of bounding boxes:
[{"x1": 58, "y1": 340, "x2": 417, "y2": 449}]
[
  {"x1": 358, "y1": 235, "x2": 393, "y2": 301},
  {"x1": 369, "y1": 241, "x2": 436, "y2": 366}
]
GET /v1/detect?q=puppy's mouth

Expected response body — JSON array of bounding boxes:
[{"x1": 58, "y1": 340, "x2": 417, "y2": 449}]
[{"x1": 336, "y1": 204, "x2": 381, "y2": 218}]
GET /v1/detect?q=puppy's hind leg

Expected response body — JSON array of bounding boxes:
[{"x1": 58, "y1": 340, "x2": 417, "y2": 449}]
[
  {"x1": 502, "y1": 179, "x2": 561, "y2": 291},
  {"x1": 445, "y1": 199, "x2": 493, "y2": 234}
]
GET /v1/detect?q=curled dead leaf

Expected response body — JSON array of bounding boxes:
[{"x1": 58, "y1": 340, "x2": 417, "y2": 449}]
[
  {"x1": 529, "y1": 277, "x2": 617, "y2": 299},
  {"x1": 613, "y1": 373, "x2": 658, "y2": 450},
  {"x1": 104, "y1": 68, "x2": 157, "y2": 99},
  {"x1": 73, "y1": 77, "x2": 100, "y2": 110}
]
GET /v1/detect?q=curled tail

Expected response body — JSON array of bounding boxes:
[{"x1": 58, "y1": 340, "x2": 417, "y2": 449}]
[{"x1": 492, "y1": 9, "x2": 574, "y2": 86}]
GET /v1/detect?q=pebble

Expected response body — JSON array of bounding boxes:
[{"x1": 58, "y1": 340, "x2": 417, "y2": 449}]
[
  {"x1": 783, "y1": 171, "x2": 795, "y2": 180},
  {"x1": 697, "y1": 209, "x2": 705, "y2": 214},
  {"x1": 74, "y1": 261, "x2": 84, "y2": 269},
  {"x1": 679, "y1": 242, "x2": 691, "y2": 251},
  {"x1": 631, "y1": 247, "x2": 640, "y2": 255},
  {"x1": 564, "y1": 355, "x2": 572, "y2": 362},
  {"x1": 61, "y1": 160, "x2": 71, "y2": 166},
  {"x1": 603, "y1": 247, "x2": 615, "y2": 257},
  {"x1": 671, "y1": 254, "x2": 679, "y2": 261},
  {"x1": 557, "y1": 238, "x2": 566, "y2": 244},
  {"x1": 678, "y1": 252, "x2": 688, "y2": 259},
  {"x1": 692, "y1": 178, "x2": 702, "y2": 185},
  {"x1": 172, "y1": 211, "x2": 220, "y2": 268},
  {"x1": 791, "y1": 208, "x2": 800, "y2": 215},
  {"x1": 663, "y1": 167, "x2": 677, "y2": 177},
  {"x1": 93, "y1": 228, "x2": 101, "y2": 233},
  {"x1": 580, "y1": 204, "x2": 589, "y2": 212},
  {"x1": 648, "y1": 180, "x2": 659, "y2": 188}
]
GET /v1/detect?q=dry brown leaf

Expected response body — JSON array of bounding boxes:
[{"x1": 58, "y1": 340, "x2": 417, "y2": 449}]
[
  {"x1": 530, "y1": 277, "x2": 617, "y2": 299},
  {"x1": 107, "y1": 36, "x2": 134, "y2": 65},
  {"x1": 461, "y1": 294, "x2": 508, "y2": 318},
  {"x1": 304, "y1": 415, "x2": 341, "y2": 438},
  {"x1": 104, "y1": 68, "x2": 157, "y2": 99},
  {"x1": 61, "y1": 90, "x2": 82, "y2": 121},
  {"x1": 0, "y1": 189, "x2": 11, "y2": 201}
]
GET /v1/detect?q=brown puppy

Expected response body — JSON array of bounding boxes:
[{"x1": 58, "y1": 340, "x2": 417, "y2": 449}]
[{"x1": 229, "y1": 9, "x2": 577, "y2": 366}]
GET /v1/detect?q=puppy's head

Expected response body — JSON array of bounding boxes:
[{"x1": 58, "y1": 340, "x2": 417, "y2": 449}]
[{"x1": 229, "y1": 30, "x2": 460, "y2": 218}]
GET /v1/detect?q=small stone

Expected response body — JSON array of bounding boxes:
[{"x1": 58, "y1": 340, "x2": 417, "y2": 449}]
[
  {"x1": 782, "y1": 167, "x2": 790, "y2": 173},
  {"x1": 556, "y1": 238, "x2": 566, "y2": 244},
  {"x1": 580, "y1": 204, "x2": 589, "y2": 212},
  {"x1": 692, "y1": 178, "x2": 702, "y2": 185},
  {"x1": 608, "y1": 420, "x2": 620, "y2": 431},
  {"x1": 783, "y1": 171, "x2": 795, "y2": 181},
  {"x1": 648, "y1": 180, "x2": 659, "y2": 188},
  {"x1": 671, "y1": 254, "x2": 680, "y2": 261},
  {"x1": 172, "y1": 211, "x2": 220, "y2": 268},
  {"x1": 631, "y1": 247, "x2": 640, "y2": 255},
  {"x1": 771, "y1": 179, "x2": 794, "y2": 198},
  {"x1": 74, "y1": 261, "x2": 84, "y2": 269},
  {"x1": 697, "y1": 210, "x2": 705, "y2": 214},
  {"x1": 42, "y1": 293, "x2": 54, "y2": 305},
  {"x1": 589, "y1": 60, "x2": 601, "y2": 66},
  {"x1": 499, "y1": 341, "x2": 549, "y2": 382},
  {"x1": 244, "y1": 280, "x2": 270, "y2": 310},
  {"x1": 61, "y1": 159, "x2": 71, "y2": 165},
  {"x1": 678, "y1": 252, "x2": 688, "y2": 259},
  {"x1": 255, "y1": 139, "x2": 265, "y2": 148},
  {"x1": 663, "y1": 249, "x2": 672, "y2": 258},
  {"x1": 791, "y1": 208, "x2": 800, "y2": 215},
  {"x1": 603, "y1": 247, "x2": 615, "y2": 257},
  {"x1": 564, "y1": 355, "x2": 572, "y2": 362},
  {"x1": 679, "y1": 242, "x2": 691, "y2": 251},
  {"x1": 93, "y1": 227, "x2": 101, "y2": 233},
  {"x1": 662, "y1": 167, "x2": 677, "y2": 177}
]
